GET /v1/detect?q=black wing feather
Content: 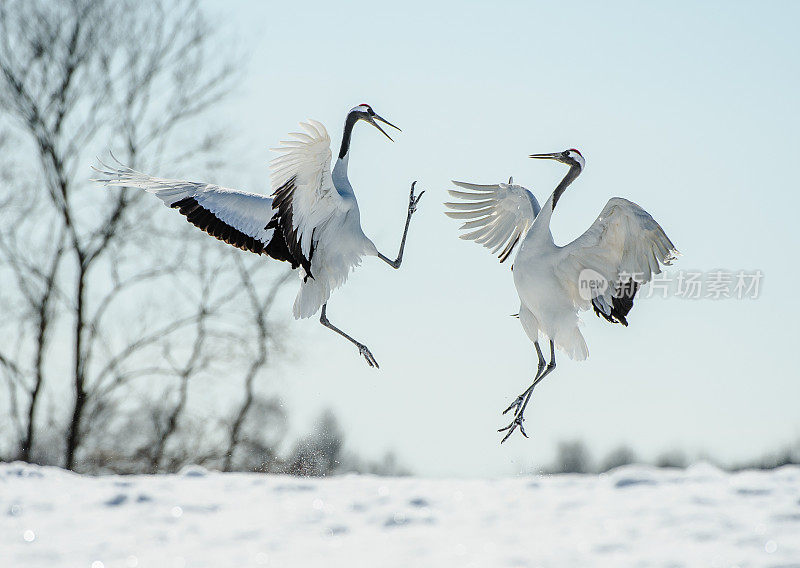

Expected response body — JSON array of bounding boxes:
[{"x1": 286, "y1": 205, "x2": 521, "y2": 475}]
[
  {"x1": 268, "y1": 175, "x2": 314, "y2": 278},
  {"x1": 592, "y1": 280, "x2": 639, "y2": 327}
]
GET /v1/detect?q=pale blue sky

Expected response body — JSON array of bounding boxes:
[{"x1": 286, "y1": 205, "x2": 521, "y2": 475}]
[{"x1": 199, "y1": 0, "x2": 800, "y2": 476}]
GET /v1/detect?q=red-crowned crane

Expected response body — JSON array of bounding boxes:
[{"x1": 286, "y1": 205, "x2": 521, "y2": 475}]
[
  {"x1": 446, "y1": 149, "x2": 678, "y2": 442},
  {"x1": 93, "y1": 104, "x2": 423, "y2": 368}
]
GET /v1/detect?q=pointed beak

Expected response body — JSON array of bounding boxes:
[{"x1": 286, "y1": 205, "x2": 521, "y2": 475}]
[
  {"x1": 369, "y1": 113, "x2": 401, "y2": 142},
  {"x1": 529, "y1": 152, "x2": 563, "y2": 160}
]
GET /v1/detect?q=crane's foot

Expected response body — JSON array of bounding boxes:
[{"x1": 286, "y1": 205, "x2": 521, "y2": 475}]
[
  {"x1": 498, "y1": 414, "x2": 528, "y2": 443},
  {"x1": 357, "y1": 343, "x2": 379, "y2": 369},
  {"x1": 408, "y1": 181, "x2": 425, "y2": 216},
  {"x1": 502, "y1": 393, "x2": 526, "y2": 416}
]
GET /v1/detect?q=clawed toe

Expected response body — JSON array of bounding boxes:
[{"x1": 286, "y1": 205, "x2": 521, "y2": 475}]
[
  {"x1": 408, "y1": 181, "x2": 424, "y2": 215},
  {"x1": 498, "y1": 415, "x2": 527, "y2": 443},
  {"x1": 357, "y1": 344, "x2": 379, "y2": 369},
  {"x1": 503, "y1": 395, "x2": 525, "y2": 416}
]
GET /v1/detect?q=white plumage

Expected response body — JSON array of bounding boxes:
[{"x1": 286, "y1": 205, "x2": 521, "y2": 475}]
[
  {"x1": 269, "y1": 119, "x2": 374, "y2": 319},
  {"x1": 549, "y1": 197, "x2": 678, "y2": 332},
  {"x1": 447, "y1": 177, "x2": 541, "y2": 262},
  {"x1": 269, "y1": 119, "x2": 339, "y2": 266},
  {"x1": 447, "y1": 148, "x2": 678, "y2": 441},
  {"x1": 93, "y1": 103, "x2": 422, "y2": 368},
  {"x1": 90, "y1": 164, "x2": 276, "y2": 247}
]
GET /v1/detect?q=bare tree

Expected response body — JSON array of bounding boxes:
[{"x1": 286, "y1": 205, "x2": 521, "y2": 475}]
[
  {"x1": 70, "y1": 248, "x2": 298, "y2": 475},
  {"x1": 146, "y1": 250, "x2": 219, "y2": 474},
  {"x1": 222, "y1": 257, "x2": 293, "y2": 472},
  {"x1": 0, "y1": 0, "x2": 295, "y2": 470}
]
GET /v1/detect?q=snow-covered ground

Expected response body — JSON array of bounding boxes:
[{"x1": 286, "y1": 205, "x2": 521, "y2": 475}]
[{"x1": 2, "y1": 462, "x2": 799, "y2": 568}]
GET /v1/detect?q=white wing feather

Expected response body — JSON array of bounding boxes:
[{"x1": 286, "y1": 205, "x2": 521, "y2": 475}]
[
  {"x1": 269, "y1": 120, "x2": 342, "y2": 264},
  {"x1": 91, "y1": 161, "x2": 275, "y2": 250},
  {"x1": 556, "y1": 197, "x2": 679, "y2": 310},
  {"x1": 445, "y1": 179, "x2": 541, "y2": 262}
]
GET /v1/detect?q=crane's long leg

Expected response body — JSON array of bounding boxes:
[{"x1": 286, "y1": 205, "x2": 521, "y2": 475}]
[
  {"x1": 517, "y1": 340, "x2": 557, "y2": 418},
  {"x1": 319, "y1": 304, "x2": 379, "y2": 369},
  {"x1": 498, "y1": 340, "x2": 557, "y2": 443},
  {"x1": 377, "y1": 182, "x2": 424, "y2": 269},
  {"x1": 502, "y1": 341, "x2": 547, "y2": 417}
]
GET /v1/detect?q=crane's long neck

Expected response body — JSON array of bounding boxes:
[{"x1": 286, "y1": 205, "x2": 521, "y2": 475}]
[
  {"x1": 532, "y1": 164, "x2": 583, "y2": 240},
  {"x1": 333, "y1": 112, "x2": 360, "y2": 181},
  {"x1": 337, "y1": 112, "x2": 360, "y2": 162},
  {"x1": 551, "y1": 164, "x2": 582, "y2": 211},
  {"x1": 543, "y1": 164, "x2": 582, "y2": 218}
]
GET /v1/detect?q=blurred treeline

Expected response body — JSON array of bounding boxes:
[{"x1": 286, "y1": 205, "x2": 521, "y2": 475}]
[
  {"x1": 0, "y1": 0, "x2": 404, "y2": 477},
  {"x1": 540, "y1": 439, "x2": 800, "y2": 475}
]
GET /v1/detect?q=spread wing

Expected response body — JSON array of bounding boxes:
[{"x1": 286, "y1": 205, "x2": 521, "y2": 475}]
[
  {"x1": 556, "y1": 197, "x2": 679, "y2": 325},
  {"x1": 445, "y1": 178, "x2": 541, "y2": 262},
  {"x1": 91, "y1": 160, "x2": 276, "y2": 255},
  {"x1": 269, "y1": 120, "x2": 343, "y2": 277}
]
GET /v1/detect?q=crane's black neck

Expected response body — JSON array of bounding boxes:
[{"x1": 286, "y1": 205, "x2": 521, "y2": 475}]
[
  {"x1": 551, "y1": 164, "x2": 583, "y2": 211},
  {"x1": 338, "y1": 112, "x2": 360, "y2": 160}
]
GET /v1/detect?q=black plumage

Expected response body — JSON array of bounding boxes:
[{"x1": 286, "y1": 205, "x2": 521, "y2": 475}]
[
  {"x1": 171, "y1": 196, "x2": 297, "y2": 268},
  {"x1": 268, "y1": 175, "x2": 314, "y2": 278},
  {"x1": 592, "y1": 279, "x2": 639, "y2": 327}
]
